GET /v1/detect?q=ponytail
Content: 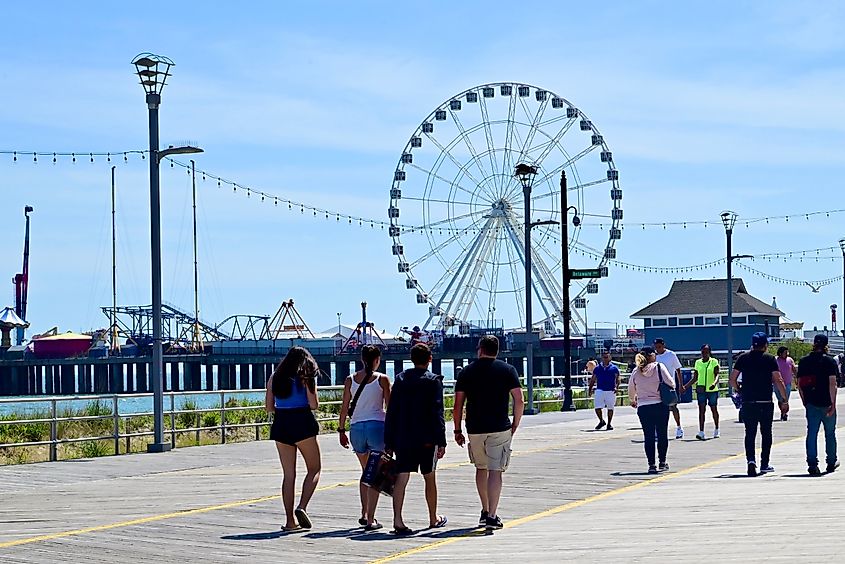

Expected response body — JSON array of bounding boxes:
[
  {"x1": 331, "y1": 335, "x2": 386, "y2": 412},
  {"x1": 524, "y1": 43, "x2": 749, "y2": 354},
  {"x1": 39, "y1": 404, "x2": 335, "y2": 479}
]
[
  {"x1": 361, "y1": 345, "x2": 382, "y2": 382},
  {"x1": 635, "y1": 352, "x2": 648, "y2": 372}
]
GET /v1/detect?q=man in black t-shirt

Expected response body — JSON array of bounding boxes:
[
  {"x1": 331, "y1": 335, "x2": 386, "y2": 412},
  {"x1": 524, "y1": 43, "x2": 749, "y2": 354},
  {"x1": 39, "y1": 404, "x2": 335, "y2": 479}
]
[
  {"x1": 384, "y1": 344, "x2": 447, "y2": 534},
  {"x1": 453, "y1": 335, "x2": 524, "y2": 530},
  {"x1": 730, "y1": 332, "x2": 789, "y2": 477},
  {"x1": 797, "y1": 334, "x2": 839, "y2": 475}
]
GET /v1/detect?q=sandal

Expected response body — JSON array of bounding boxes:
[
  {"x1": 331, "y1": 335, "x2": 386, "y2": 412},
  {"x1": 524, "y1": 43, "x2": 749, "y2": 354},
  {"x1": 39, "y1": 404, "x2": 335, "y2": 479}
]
[
  {"x1": 358, "y1": 517, "x2": 368, "y2": 527},
  {"x1": 364, "y1": 520, "x2": 384, "y2": 531},
  {"x1": 391, "y1": 526, "x2": 414, "y2": 536},
  {"x1": 429, "y1": 515, "x2": 448, "y2": 528},
  {"x1": 281, "y1": 524, "x2": 302, "y2": 532},
  {"x1": 294, "y1": 507, "x2": 312, "y2": 530}
]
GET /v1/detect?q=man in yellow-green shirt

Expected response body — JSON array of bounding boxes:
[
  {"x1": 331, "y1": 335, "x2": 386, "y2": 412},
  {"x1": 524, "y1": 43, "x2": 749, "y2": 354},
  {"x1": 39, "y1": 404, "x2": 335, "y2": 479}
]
[{"x1": 683, "y1": 344, "x2": 721, "y2": 440}]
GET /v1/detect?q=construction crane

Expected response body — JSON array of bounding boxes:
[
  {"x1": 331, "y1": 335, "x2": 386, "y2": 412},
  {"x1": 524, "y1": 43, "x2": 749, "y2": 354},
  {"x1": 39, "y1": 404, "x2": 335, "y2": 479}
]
[{"x1": 12, "y1": 206, "x2": 33, "y2": 345}]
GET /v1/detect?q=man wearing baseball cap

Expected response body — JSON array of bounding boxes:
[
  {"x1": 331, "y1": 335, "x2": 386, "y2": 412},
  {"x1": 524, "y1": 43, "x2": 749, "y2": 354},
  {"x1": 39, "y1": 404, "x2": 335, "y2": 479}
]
[
  {"x1": 729, "y1": 332, "x2": 789, "y2": 476},
  {"x1": 797, "y1": 334, "x2": 839, "y2": 475}
]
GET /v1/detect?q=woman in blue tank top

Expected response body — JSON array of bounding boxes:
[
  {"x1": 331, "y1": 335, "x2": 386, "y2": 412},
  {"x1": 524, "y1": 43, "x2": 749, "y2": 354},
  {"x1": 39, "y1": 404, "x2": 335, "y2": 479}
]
[{"x1": 264, "y1": 346, "x2": 321, "y2": 531}]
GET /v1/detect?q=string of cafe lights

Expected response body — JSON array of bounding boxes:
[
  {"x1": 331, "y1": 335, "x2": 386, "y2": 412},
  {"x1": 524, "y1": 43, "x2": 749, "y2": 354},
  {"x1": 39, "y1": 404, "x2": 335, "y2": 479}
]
[
  {"x1": 735, "y1": 261, "x2": 843, "y2": 288},
  {"x1": 6, "y1": 148, "x2": 845, "y2": 237}
]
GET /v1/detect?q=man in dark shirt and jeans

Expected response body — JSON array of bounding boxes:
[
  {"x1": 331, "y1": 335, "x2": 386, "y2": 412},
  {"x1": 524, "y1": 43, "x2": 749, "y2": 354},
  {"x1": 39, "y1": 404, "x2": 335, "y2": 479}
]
[
  {"x1": 730, "y1": 332, "x2": 789, "y2": 477},
  {"x1": 797, "y1": 334, "x2": 839, "y2": 476},
  {"x1": 453, "y1": 335, "x2": 524, "y2": 530},
  {"x1": 384, "y1": 343, "x2": 447, "y2": 534}
]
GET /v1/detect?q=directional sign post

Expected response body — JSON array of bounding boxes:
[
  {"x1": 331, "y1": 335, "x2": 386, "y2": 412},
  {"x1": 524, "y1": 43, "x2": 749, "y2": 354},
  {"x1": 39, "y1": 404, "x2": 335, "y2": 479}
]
[{"x1": 569, "y1": 268, "x2": 603, "y2": 279}]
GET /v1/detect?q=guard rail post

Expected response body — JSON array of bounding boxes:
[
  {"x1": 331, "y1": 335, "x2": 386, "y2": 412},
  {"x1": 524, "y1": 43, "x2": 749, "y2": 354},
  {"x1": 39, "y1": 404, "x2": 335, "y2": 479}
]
[
  {"x1": 113, "y1": 395, "x2": 120, "y2": 455},
  {"x1": 49, "y1": 399, "x2": 58, "y2": 462}
]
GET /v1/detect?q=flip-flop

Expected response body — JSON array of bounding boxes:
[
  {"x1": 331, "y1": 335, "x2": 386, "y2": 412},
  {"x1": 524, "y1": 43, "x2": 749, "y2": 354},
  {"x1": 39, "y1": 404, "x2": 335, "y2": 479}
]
[
  {"x1": 390, "y1": 526, "x2": 414, "y2": 536},
  {"x1": 281, "y1": 524, "x2": 302, "y2": 532},
  {"x1": 364, "y1": 520, "x2": 384, "y2": 531},
  {"x1": 429, "y1": 515, "x2": 448, "y2": 528},
  {"x1": 294, "y1": 508, "x2": 312, "y2": 530}
]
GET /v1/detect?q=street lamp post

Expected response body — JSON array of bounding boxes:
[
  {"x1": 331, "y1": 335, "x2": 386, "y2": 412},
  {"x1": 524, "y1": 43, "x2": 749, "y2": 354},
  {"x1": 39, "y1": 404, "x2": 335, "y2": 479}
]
[
  {"x1": 337, "y1": 312, "x2": 342, "y2": 337},
  {"x1": 839, "y1": 239, "x2": 845, "y2": 341},
  {"x1": 515, "y1": 163, "x2": 539, "y2": 415},
  {"x1": 721, "y1": 211, "x2": 753, "y2": 374},
  {"x1": 133, "y1": 54, "x2": 203, "y2": 453},
  {"x1": 560, "y1": 171, "x2": 580, "y2": 411}
]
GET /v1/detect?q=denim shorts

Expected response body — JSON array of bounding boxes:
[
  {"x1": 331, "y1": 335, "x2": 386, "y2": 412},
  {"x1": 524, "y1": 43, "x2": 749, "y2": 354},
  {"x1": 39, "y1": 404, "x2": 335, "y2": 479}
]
[
  {"x1": 350, "y1": 420, "x2": 385, "y2": 454},
  {"x1": 697, "y1": 391, "x2": 719, "y2": 407}
]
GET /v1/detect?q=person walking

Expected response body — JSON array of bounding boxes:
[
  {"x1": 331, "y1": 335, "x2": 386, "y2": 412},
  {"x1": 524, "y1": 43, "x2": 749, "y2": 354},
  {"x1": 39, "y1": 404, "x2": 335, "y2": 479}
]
[
  {"x1": 384, "y1": 343, "x2": 447, "y2": 534},
  {"x1": 654, "y1": 338, "x2": 684, "y2": 439},
  {"x1": 589, "y1": 351, "x2": 621, "y2": 431},
  {"x1": 338, "y1": 345, "x2": 391, "y2": 531},
  {"x1": 729, "y1": 332, "x2": 789, "y2": 477},
  {"x1": 775, "y1": 346, "x2": 797, "y2": 421},
  {"x1": 797, "y1": 334, "x2": 839, "y2": 476},
  {"x1": 264, "y1": 346, "x2": 322, "y2": 531},
  {"x1": 682, "y1": 344, "x2": 720, "y2": 440},
  {"x1": 453, "y1": 335, "x2": 524, "y2": 530},
  {"x1": 628, "y1": 346, "x2": 676, "y2": 474}
]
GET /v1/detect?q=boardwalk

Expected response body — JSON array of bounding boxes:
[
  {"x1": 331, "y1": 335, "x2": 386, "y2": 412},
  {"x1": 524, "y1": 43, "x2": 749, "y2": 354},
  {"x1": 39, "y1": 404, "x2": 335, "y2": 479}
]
[{"x1": 1, "y1": 396, "x2": 843, "y2": 563}]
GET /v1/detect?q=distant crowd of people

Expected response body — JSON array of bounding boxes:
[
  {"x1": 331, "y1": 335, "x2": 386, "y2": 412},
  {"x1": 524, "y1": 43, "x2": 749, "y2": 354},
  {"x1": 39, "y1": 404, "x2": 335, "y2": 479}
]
[{"x1": 263, "y1": 329, "x2": 839, "y2": 533}]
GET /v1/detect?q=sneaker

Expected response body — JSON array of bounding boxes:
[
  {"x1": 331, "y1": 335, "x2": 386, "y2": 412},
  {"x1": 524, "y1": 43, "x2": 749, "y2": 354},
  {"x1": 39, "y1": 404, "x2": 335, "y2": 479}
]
[
  {"x1": 675, "y1": 427, "x2": 684, "y2": 439},
  {"x1": 695, "y1": 431, "x2": 705, "y2": 441},
  {"x1": 808, "y1": 465, "x2": 822, "y2": 476},
  {"x1": 747, "y1": 462, "x2": 758, "y2": 477},
  {"x1": 780, "y1": 413, "x2": 787, "y2": 421},
  {"x1": 485, "y1": 515, "x2": 503, "y2": 530},
  {"x1": 606, "y1": 424, "x2": 614, "y2": 431},
  {"x1": 827, "y1": 461, "x2": 840, "y2": 473},
  {"x1": 479, "y1": 510, "x2": 489, "y2": 526},
  {"x1": 595, "y1": 420, "x2": 606, "y2": 430},
  {"x1": 759, "y1": 465, "x2": 775, "y2": 474},
  {"x1": 713, "y1": 428, "x2": 720, "y2": 439},
  {"x1": 647, "y1": 465, "x2": 658, "y2": 474},
  {"x1": 658, "y1": 461, "x2": 669, "y2": 472}
]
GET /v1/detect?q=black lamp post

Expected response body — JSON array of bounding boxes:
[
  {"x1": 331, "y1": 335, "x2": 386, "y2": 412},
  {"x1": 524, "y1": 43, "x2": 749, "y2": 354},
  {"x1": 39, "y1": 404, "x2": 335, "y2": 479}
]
[
  {"x1": 132, "y1": 53, "x2": 203, "y2": 453},
  {"x1": 515, "y1": 163, "x2": 539, "y2": 414},
  {"x1": 561, "y1": 171, "x2": 580, "y2": 411},
  {"x1": 721, "y1": 211, "x2": 752, "y2": 372}
]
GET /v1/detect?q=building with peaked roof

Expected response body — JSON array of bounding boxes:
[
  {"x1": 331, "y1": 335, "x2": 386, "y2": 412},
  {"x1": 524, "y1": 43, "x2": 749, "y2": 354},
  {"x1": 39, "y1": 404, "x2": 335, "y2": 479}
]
[{"x1": 631, "y1": 279, "x2": 783, "y2": 355}]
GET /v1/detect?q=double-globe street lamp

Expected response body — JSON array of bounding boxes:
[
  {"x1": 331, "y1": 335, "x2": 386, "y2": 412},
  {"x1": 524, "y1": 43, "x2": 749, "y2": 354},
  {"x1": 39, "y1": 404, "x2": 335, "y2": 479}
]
[
  {"x1": 721, "y1": 211, "x2": 753, "y2": 374},
  {"x1": 514, "y1": 164, "x2": 558, "y2": 415},
  {"x1": 133, "y1": 54, "x2": 203, "y2": 453}
]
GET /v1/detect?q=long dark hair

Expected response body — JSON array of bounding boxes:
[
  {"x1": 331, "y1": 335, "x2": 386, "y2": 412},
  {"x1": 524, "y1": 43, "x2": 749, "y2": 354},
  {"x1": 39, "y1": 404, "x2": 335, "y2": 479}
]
[
  {"x1": 272, "y1": 346, "x2": 318, "y2": 398},
  {"x1": 361, "y1": 345, "x2": 381, "y2": 383}
]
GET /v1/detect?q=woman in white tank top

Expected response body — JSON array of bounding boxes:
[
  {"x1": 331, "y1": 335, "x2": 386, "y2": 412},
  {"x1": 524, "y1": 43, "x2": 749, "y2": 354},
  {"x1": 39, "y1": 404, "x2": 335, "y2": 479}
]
[{"x1": 338, "y1": 345, "x2": 391, "y2": 530}]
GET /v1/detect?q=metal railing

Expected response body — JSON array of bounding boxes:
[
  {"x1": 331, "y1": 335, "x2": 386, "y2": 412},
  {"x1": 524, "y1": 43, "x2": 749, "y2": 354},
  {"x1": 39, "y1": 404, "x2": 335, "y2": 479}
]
[
  {"x1": 0, "y1": 375, "x2": 731, "y2": 462},
  {"x1": 0, "y1": 386, "x2": 458, "y2": 462}
]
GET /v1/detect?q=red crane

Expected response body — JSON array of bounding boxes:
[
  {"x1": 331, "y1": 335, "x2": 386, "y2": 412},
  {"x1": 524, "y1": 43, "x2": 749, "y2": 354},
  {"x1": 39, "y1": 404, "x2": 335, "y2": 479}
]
[{"x1": 12, "y1": 206, "x2": 33, "y2": 345}]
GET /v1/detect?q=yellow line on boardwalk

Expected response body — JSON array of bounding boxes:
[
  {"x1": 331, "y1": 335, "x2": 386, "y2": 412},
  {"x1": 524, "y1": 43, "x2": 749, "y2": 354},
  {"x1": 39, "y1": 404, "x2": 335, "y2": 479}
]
[
  {"x1": 370, "y1": 435, "x2": 805, "y2": 563},
  {"x1": 0, "y1": 431, "x2": 627, "y2": 550}
]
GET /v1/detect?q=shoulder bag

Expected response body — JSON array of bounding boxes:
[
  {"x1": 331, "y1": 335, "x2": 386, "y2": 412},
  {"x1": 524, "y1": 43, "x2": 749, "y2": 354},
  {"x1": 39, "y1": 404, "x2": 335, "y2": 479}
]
[
  {"x1": 656, "y1": 362, "x2": 679, "y2": 407},
  {"x1": 348, "y1": 373, "x2": 371, "y2": 418}
]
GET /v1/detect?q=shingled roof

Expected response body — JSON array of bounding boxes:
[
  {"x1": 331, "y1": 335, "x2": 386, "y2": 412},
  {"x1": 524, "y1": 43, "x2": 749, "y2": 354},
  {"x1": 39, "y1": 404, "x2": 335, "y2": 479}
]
[{"x1": 631, "y1": 279, "x2": 784, "y2": 318}]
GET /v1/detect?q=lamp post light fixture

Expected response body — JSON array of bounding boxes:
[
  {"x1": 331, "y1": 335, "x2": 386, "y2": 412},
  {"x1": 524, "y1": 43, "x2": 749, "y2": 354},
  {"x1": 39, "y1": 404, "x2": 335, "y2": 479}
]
[
  {"x1": 561, "y1": 171, "x2": 581, "y2": 411},
  {"x1": 133, "y1": 53, "x2": 203, "y2": 453}
]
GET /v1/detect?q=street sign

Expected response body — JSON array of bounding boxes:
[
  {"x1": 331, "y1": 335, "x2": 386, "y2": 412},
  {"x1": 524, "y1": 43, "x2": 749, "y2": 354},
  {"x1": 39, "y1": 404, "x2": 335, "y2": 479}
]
[{"x1": 569, "y1": 268, "x2": 602, "y2": 279}]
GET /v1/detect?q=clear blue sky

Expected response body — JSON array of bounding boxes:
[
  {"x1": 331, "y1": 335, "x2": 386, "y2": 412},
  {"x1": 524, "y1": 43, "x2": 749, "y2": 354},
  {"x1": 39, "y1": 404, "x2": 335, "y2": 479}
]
[{"x1": 2, "y1": 1, "x2": 845, "y2": 339}]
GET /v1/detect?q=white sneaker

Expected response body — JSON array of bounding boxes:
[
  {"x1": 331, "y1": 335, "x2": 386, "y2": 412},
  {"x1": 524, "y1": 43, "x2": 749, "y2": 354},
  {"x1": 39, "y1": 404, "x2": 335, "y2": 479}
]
[
  {"x1": 713, "y1": 428, "x2": 720, "y2": 439},
  {"x1": 675, "y1": 427, "x2": 684, "y2": 439},
  {"x1": 695, "y1": 431, "x2": 705, "y2": 440}
]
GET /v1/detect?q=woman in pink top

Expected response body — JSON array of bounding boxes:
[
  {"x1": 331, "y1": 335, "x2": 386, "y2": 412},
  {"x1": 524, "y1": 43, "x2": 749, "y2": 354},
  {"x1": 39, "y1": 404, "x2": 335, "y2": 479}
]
[
  {"x1": 628, "y1": 346, "x2": 677, "y2": 474},
  {"x1": 775, "y1": 346, "x2": 797, "y2": 421}
]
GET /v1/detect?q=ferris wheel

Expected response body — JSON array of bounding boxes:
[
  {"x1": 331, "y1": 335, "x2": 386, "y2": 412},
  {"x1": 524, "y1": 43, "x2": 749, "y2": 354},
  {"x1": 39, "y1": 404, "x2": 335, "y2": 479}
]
[{"x1": 388, "y1": 82, "x2": 622, "y2": 334}]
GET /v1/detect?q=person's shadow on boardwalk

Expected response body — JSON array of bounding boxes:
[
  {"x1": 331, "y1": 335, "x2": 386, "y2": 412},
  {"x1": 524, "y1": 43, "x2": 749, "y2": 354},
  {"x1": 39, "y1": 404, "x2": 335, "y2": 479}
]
[{"x1": 221, "y1": 530, "x2": 293, "y2": 541}]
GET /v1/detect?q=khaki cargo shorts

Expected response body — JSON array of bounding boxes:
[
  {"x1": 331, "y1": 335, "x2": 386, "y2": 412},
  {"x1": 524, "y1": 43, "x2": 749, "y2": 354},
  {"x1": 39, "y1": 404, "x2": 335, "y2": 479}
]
[{"x1": 468, "y1": 429, "x2": 513, "y2": 472}]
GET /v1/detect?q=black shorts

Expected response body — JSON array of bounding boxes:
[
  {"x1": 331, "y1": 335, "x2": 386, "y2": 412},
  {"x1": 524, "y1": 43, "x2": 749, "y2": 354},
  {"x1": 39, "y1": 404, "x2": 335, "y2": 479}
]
[
  {"x1": 270, "y1": 407, "x2": 319, "y2": 446},
  {"x1": 395, "y1": 444, "x2": 438, "y2": 474}
]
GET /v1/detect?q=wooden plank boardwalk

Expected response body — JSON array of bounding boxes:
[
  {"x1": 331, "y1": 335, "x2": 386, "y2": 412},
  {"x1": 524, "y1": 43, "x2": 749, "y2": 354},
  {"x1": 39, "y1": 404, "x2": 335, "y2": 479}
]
[{"x1": 1, "y1": 396, "x2": 842, "y2": 563}]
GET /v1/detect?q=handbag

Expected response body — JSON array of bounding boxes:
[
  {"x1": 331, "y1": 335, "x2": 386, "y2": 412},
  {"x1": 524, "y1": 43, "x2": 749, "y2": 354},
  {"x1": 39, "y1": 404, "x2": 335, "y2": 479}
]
[
  {"x1": 656, "y1": 362, "x2": 679, "y2": 407},
  {"x1": 361, "y1": 450, "x2": 397, "y2": 497}
]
